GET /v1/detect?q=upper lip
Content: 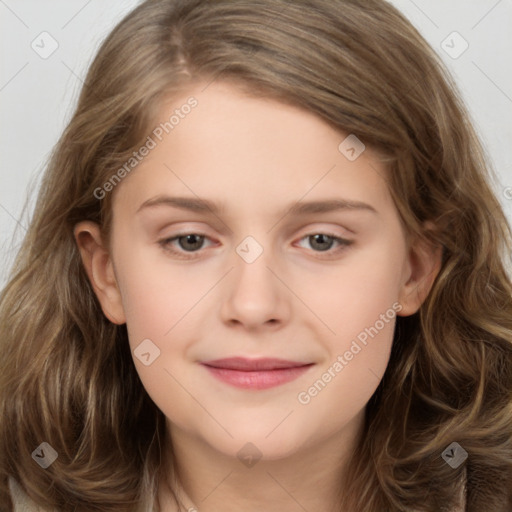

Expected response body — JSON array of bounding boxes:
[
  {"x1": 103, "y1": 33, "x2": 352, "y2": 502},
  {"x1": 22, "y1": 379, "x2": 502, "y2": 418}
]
[{"x1": 201, "y1": 357, "x2": 313, "y2": 371}]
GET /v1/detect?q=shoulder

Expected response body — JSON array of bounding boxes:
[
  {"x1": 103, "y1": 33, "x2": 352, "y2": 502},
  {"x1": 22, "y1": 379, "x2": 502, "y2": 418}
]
[
  {"x1": 8, "y1": 477, "x2": 53, "y2": 512},
  {"x1": 8, "y1": 477, "x2": 155, "y2": 512}
]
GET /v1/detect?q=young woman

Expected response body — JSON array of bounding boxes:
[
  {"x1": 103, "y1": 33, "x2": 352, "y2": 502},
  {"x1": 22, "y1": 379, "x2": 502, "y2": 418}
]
[{"x1": 1, "y1": 0, "x2": 511, "y2": 510}]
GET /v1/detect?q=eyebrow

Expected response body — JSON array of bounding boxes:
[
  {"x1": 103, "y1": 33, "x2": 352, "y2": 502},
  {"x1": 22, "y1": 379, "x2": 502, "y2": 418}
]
[{"x1": 136, "y1": 195, "x2": 378, "y2": 216}]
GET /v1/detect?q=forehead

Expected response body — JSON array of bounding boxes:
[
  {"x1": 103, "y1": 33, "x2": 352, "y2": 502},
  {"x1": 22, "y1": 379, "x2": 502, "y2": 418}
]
[{"x1": 111, "y1": 80, "x2": 393, "y2": 219}]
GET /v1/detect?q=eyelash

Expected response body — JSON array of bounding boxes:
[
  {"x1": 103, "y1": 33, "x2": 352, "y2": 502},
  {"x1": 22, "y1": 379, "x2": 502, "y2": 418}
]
[{"x1": 158, "y1": 231, "x2": 353, "y2": 260}]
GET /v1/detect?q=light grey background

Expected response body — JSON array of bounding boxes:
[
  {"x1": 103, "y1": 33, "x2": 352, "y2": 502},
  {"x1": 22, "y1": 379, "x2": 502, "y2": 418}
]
[{"x1": 1, "y1": 0, "x2": 511, "y2": 288}]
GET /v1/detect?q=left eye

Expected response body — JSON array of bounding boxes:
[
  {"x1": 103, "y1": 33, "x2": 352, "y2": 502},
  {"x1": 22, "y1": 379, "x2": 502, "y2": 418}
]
[
  {"x1": 296, "y1": 233, "x2": 352, "y2": 253},
  {"x1": 158, "y1": 232, "x2": 352, "y2": 259}
]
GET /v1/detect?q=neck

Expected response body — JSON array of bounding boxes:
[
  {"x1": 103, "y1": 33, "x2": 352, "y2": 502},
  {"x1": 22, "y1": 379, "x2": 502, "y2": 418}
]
[{"x1": 159, "y1": 411, "x2": 364, "y2": 512}]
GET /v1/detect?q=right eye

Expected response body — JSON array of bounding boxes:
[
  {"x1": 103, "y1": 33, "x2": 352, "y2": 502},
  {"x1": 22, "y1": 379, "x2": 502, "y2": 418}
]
[{"x1": 158, "y1": 233, "x2": 216, "y2": 259}]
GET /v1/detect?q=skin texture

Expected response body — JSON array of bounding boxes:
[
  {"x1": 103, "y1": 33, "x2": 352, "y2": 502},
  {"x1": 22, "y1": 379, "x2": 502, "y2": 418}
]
[{"x1": 74, "y1": 81, "x2": 442, "y2": 512}]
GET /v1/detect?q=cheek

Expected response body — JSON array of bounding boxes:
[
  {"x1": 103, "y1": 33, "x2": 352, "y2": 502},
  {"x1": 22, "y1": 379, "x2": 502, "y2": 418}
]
[
  {"x1": 114, "y1": 244, "x2": 211, "y2": 348},
  {"x1": 294, "y1": 241, "x2": 403, "y2": 408},
  {"x1": 114, "y1": 247, "x2": 208, "y2": 425},
  {"x1": 303, "y1": 236, "x2": 405, "y2": 345}
]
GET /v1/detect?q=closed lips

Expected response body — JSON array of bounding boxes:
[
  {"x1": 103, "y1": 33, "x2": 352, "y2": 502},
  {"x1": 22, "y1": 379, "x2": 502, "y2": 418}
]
[{"x1": 201, "y1": 358, "x2": 313, "y2": 371}]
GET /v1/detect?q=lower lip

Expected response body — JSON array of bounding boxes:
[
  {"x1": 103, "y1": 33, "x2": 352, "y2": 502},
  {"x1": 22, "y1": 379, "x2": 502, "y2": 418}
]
[{"x1": 201, "y1": 364, "x2": 313, "y2": 390}]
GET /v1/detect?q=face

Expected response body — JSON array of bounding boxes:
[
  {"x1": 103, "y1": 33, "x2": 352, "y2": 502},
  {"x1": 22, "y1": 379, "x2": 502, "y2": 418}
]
[{"x1": 76, "y1": 80, "x2": 440, "y2": 462}]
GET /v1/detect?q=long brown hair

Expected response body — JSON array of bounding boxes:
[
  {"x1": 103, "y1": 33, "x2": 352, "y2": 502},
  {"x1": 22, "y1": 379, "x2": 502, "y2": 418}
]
[{"x1": 1, "y1": 0, "x2": 511, "y2": 510}]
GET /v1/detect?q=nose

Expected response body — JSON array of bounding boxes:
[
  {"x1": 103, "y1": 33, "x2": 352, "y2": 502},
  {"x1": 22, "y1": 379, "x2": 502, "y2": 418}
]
[{"x1": 220, "y1": 241, "x2": 290, "y2": 331}]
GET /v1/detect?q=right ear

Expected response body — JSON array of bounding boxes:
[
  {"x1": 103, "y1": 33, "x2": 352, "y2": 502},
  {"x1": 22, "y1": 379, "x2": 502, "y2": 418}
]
[{"x1": 73, "y1": 221, "x2": 126, "y2": 325}]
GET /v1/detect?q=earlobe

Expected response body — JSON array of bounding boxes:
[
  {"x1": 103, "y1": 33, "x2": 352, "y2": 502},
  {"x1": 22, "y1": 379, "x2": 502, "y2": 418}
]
[
  {"x1": 73, "y1": 221, "x2": 126, "y2": 325},
  {"x1": 397, "y1": 225, "x2": 443, "y2": 317}
]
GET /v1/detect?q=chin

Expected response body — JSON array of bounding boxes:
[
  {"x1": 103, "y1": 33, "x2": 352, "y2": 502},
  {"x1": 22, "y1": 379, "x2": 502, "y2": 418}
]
[{"x1": 199, "y1": 421, "x2": 310, "y2": 462}]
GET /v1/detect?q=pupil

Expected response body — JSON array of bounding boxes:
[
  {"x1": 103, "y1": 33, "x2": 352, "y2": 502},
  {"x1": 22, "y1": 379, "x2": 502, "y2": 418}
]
[
  {"x1": 181, "y1": 234, "x2": 203, "y2": 251},
  {"x1": 311, "y1": 234, "x2": 332, "y2": 251}
]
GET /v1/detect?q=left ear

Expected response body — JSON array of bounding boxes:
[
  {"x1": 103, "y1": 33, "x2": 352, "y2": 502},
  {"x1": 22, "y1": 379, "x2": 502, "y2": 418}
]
[{"x1": 397, "y1": 221, "x2": 443, "y2": 317}]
